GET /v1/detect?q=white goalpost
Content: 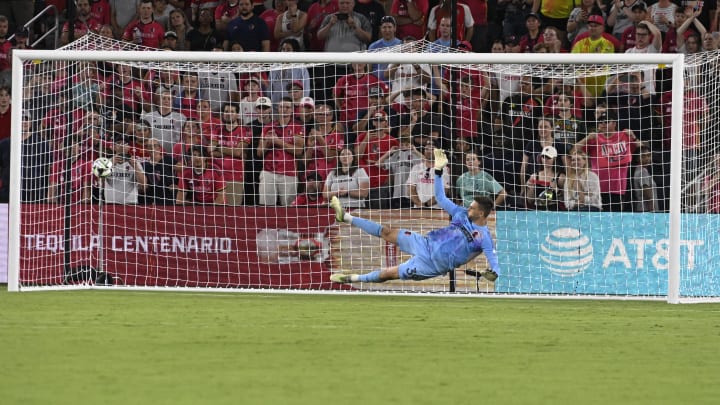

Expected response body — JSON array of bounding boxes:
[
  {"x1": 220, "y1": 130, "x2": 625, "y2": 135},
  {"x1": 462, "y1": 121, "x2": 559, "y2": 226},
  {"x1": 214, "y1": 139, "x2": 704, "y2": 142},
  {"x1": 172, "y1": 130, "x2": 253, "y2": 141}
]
[{"x1": 8, "y1": 33, "x2": 719, "y2": 303}]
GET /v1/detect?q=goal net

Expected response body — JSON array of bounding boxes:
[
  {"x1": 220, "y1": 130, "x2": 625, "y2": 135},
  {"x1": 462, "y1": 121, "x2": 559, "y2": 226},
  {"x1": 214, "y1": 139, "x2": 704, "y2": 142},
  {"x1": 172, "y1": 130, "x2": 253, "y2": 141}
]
[{"x1": 8, "y1": 33, "x2": 720, "y2": 302}]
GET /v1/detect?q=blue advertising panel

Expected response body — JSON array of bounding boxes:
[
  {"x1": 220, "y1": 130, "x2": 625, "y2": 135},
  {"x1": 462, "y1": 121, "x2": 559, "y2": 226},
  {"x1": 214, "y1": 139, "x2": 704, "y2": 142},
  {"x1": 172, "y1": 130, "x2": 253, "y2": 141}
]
[{"x1": 495, "y1": 212, "x2": 720, "y2": 296}]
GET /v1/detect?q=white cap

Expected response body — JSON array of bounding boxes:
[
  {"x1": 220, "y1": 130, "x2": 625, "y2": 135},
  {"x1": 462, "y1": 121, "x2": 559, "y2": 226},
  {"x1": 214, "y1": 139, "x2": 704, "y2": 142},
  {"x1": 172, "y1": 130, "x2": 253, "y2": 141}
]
[
  {"x1": 255, "y1": 97, "x2": 272, "y2": 108},
  {"x1": 541, "y1": 145, "x2": 558, "y2": 159}
]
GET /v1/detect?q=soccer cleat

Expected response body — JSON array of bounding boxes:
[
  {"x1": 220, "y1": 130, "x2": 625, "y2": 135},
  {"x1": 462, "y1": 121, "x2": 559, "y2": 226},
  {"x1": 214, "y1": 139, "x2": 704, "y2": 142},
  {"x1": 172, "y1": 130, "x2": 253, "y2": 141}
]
[
  {"x1": 479, "y1": 268, "x2": 499, "y2": 282},
  {"x1": 330, "y1": 273, "x2": 354, "y2": 283},
  {"x1": 330, "y1": 196, "x2": 346, "y2": 223}
]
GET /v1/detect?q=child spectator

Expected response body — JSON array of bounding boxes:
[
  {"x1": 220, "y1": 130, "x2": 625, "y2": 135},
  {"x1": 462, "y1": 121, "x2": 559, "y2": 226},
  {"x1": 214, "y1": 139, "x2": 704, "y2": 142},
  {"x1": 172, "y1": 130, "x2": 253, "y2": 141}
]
[{"x1": 292, "y1": 171, "x2": 327, "y2": 206}]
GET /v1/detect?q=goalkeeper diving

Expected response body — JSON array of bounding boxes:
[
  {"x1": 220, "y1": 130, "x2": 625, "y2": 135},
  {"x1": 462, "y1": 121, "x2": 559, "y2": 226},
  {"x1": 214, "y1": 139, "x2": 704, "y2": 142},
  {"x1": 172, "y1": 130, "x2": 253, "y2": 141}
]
[{"x1": 330, "y1": 149, "x2": 500, "y2": 284}]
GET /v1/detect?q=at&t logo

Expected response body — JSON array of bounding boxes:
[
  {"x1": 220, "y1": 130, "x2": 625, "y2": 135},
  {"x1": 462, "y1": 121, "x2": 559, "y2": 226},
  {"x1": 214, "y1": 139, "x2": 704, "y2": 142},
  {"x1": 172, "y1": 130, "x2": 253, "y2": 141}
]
[{"x1": 540, "y1": 228, "x2": 593, "y2": 276}]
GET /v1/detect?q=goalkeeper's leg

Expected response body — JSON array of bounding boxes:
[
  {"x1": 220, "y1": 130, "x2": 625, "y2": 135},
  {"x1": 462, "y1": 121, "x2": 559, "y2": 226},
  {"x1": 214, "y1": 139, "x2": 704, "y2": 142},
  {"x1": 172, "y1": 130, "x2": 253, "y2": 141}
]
[
  {"x1": 330, "y1": 267, "x2": 400, "y2": 284},
  {"x1": 330, "y1": 196, "x2": 399, "y2": 243}
]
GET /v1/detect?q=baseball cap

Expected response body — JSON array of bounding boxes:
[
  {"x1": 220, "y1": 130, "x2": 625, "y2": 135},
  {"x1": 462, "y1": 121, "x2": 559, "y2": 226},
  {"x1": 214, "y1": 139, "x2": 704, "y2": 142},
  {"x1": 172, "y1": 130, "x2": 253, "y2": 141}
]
[
  {"x1": 15, "y1": 28, "x2": 29, "y2": 37},
  {"x1": 164, "y1": 31, "x2": 178, "y2": 39},
  {"x1": 380, "y1": 15, "x2": 396, "y2": 26},
  {"x1": 457, "y1": 40, "x2": 473, "y2": 51},
  {"x1": 368, "y1": 87, "x2": 385, "y2": 97},
  {"x1": 287, "y1": 80, "x2": 304, "y2": 91},
  {"x1": 631, "y1": 1, "x2": 647, "y2": 11},
  {"x1": 300, "y1": 96, "x2": 315, "y2": 108},
  {"x1": 526, "y1": 12, "x2": 541, "y2": 21},
  {"x1": 504, "y1": 35, "x2": 519, "y2": 46},
  {"x1": 588, "y1": 14, "x2": 605, "y2": 25},
  {"x1": 597, "y1": 109, "x2": 618, "y2": 122},
  {"x1": 541, "y1": 145, "x2": 558, "y2": 159},
  {"x1": 255, "y1": 96, "x2": 272, "y2": 108},
  {"x1": 373, "y1": 110, "x2": 388, "y2": 120}
]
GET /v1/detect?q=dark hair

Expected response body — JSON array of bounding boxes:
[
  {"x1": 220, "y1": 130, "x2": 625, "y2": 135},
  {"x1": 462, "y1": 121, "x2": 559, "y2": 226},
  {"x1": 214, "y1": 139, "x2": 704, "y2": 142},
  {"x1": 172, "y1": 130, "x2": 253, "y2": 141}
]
[
  {"x1": 335, "y1": 148, "x2": 359, "y2": 177},
  {"x1": 279, "y1": 38, "x2": 301, "y2": 52},
  {"x1": 190, "y1": 145, "x2": 207, "y2": 158},
  {"x1": 473, "y1": 196, "x2": 494, "y2": 216},
  {"x1": 221, "y1": 102, "x2": 239, "y2": 113}
]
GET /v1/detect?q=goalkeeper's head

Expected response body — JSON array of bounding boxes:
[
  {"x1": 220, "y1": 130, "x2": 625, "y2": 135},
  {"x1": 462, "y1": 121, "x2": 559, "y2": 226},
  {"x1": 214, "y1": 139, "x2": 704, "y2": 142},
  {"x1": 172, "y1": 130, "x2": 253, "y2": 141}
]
[{"x1": 468, "y1": 196, "x2": 494, "y2": 224}]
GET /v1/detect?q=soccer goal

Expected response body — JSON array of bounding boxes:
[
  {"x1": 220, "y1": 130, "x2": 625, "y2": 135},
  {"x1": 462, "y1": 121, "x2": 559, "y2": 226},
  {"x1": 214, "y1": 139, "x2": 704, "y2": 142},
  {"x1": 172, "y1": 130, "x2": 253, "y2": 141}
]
[{"x1": 8, "y1": 33, "x2": 719, "y2": 303}]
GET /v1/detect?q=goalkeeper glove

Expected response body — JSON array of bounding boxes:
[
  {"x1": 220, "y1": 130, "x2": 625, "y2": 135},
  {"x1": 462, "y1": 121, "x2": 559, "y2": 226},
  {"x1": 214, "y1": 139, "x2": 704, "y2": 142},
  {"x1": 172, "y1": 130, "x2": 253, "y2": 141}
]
[
  {"x1": 434, "y1": 148, "x2": 448, "y2": 176},
  {"x1": 480, "y1": 268, "x2": 499, "y2": 282}
]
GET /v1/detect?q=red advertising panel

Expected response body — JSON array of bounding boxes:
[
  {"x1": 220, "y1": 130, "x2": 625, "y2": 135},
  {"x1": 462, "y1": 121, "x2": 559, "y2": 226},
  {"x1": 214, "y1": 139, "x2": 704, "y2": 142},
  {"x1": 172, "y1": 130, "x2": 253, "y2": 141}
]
[{"x1": 20, "y1": 205, "x2": 343, "y2": 289}]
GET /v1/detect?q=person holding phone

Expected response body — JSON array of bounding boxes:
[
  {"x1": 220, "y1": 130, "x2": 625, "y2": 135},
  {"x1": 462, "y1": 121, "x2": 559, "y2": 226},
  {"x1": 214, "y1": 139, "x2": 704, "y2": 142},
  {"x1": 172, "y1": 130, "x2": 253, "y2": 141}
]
[{"x1": 317, "y1": 0, "x2": 372, "y2": 52}]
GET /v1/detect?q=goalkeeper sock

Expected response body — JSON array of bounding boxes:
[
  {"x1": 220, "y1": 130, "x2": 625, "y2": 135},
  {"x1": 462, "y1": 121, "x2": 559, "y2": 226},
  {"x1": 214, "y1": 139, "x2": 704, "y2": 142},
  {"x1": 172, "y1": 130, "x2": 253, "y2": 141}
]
[
  {"x1": 356, "y1": 270, "x2": 382, "y2": 283},
  {"x1": 350, "y1": 217, "x2": 382, "y2": 237}
]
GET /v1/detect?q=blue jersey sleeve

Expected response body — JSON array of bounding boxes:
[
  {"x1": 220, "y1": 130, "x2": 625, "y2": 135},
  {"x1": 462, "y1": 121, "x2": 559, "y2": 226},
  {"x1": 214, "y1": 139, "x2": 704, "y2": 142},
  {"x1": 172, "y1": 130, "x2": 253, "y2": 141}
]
[{"x1": 435, "y1": 173, "x2": 462, "y2": 217}]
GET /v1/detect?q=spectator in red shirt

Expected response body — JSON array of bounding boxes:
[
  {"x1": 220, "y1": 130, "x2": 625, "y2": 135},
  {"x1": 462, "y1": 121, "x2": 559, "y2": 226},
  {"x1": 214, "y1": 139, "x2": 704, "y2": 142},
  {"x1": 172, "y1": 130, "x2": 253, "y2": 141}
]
[
  {"x1": 355, "y1": 110, "x2": 399, "y2": 208},
  {"x1": 0, "y1": 86, "x2": 9, "y2": 141},
  {"x1": 175, "y1": 71, "x2": 201, "y2": 120},
  {"x1": 215, "y1": 0, "x2": 241, "y2": 32},
  {"x1": 91, "y1": 0, "x2": 112, "y2": 26},
  {"x1": 47, "y1": 142, "x2": 93, "y2": 204},
  {"x1": 291, "y1": 171, "x2": 327, "y2": 206},
  {"x1": 390, "y1": 0, "x2": 428, "y2": 42},
  {"x1": 209, "y1": 102, "x2": 252, "y2": 205},
  {"x1": 122, "y1": 0, "x2": 165, "y2": 48},
  {"x1": 305, "y1": 0, "x2": 338, "y2": 51},
  {"x1": 333, "y1": 62, "x2": 388, "y2": 124},
  {"x1": 61, "y1": 0, "x2": 103, "y2": 45},
  {"x1": 257, "y1": 97, "x2": 305, "y2": 206},
  {"x1": 177, "y1": 145, "x2": 227, "y2": 205}
]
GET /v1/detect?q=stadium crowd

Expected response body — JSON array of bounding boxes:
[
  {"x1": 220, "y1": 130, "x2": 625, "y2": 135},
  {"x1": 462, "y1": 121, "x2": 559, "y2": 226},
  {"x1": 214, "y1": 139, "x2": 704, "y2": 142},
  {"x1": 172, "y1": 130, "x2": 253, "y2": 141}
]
[{"x1": 0, "y1": 0, "x2": 719, "y2": 213}]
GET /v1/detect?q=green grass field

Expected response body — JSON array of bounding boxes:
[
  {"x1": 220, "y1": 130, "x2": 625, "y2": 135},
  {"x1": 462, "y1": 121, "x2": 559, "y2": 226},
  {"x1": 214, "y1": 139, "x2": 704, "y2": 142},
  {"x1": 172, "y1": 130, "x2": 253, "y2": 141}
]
[{"x1": 1, "y1": 289, "x2": 719, "y2": 405}]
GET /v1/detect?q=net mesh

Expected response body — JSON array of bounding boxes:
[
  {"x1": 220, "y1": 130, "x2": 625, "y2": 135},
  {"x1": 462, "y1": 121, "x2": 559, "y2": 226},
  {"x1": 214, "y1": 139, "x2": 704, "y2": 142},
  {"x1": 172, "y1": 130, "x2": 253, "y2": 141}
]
[{"x1": 13, "y1": 32, "x2": 720, "y2": 299}]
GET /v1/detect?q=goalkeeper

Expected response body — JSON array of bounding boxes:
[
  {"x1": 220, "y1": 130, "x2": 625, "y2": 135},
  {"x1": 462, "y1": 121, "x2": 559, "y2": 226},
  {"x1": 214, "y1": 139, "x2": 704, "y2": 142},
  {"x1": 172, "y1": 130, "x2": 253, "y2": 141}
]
[{"x1": 330, "y1": 149, "x2": 500, "y2": 284}]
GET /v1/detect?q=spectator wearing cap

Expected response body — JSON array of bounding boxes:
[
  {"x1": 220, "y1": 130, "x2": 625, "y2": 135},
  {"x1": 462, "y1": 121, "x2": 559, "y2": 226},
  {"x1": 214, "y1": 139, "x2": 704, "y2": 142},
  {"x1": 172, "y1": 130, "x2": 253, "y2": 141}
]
[
  {"x1": 224, "y1": 0, "x2": 270, "y2": 51},
  {"x1": 520, "y1": 117, "x2": 566, "y2": 187},
  {"x1": 317, "y1": 0, "x2": 372, "y2": 52},
  {"x1": 333, "y1": 62, "x2": 388, "y2": 125},
  {"x1": 532, "y1": 0, "x2": 574, "y2": 38},
  {"x1": 305, "y1": 0, "x2": 339, "y2": 51},
  {"x1": 122, "y1": 0, "x2": 166, "y2": 48},
  {"x1": 162, "y1": 30, "x2": 179, "y2": 49},
  {"x1": 525, "y1": 145, "x2": 565, "y2": 210},
  {"x1": 257, "y1": 97, "x2": 305, "y2": 206},
  {"x1": 368, "y1": 16, "x2": 402, "y2": 82},
  {"x1": 571, "y1": 14, "x2": 620, "y2": 97},
  {"x1": 296, "y1": 96, "x2": 316, "y2": 133},
  {"x1": 274, "y1": 0, "x2": 307, "y2": 50},
  {"x1": 575, "y1": 109, "x2": 639, "y2": 212},
  {"x1": 291, "y1": 171, "x2": 327, "y2": 206},
  {"x1": 572, "y1": 14, "x2": 616, "y2": 54},
  {"x1": 619, "y1": 1, "x2": 648, "y2": 51},
  {"x1": 209, "y1": 102, "x2": 252, "y2": 205},
  {"x1": 268, "y1": 39, "x2": 311, "y2": 104},
  {"x1": 61, "y1": 0, "x2": 103, "y2": 46},
  {"x1": 519, "y1": 12, "x2": 542, "y2": 52},
  {"x1": 389, "y1": 0, "x2": 428, "y2": 42},
  {"x1": 355, "y1": 109, "x2": 399, "y2": 209},
  {"x1": 141, "y1": 88, "x2": 187, "y2": 153},
  {"x1": 352, "y1": 85, "x2": 391, "y2": 137},
  {"x1": 407, "y1": 139, "x2": 450, "y2": 209},
  {"x1": 504, "y1": 35, "x2": 521, "y2": 52},
  {"x1": 426, "y1": 0, "x2": 474, "y2": 42},
  {"x1": 245, "y1": 96, "x2": 274, "y2": 205}
]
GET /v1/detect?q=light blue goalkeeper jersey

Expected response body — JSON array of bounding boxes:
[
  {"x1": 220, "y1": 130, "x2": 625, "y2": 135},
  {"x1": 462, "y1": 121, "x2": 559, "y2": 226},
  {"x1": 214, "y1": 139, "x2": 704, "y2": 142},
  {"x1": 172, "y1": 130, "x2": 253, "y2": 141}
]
[{"x1": 426, "y1": 174, "x2": 500, "y2": 273}]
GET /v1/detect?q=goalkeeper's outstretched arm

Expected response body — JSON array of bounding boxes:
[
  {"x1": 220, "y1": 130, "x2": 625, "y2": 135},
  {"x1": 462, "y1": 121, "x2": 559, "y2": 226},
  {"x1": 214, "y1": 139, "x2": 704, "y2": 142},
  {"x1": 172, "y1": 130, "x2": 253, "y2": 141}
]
[{"x1": 433, "y1": 149, "x2": 461, "y2": 215}]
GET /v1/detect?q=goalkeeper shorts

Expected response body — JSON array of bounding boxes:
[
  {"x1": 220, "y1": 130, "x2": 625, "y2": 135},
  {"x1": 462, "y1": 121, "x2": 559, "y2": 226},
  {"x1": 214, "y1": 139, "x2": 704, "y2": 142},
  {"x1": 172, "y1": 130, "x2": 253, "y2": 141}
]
[{"x1": 396, "y1": 230, "x2": 445, "y2": 280}]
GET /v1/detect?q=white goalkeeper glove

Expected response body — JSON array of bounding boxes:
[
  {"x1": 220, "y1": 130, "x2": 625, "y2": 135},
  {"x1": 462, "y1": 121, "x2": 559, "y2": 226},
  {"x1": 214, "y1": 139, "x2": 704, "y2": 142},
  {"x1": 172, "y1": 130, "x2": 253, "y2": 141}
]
[{"x1": 434, "y1": 148, "x2": 448, "y2": 174}]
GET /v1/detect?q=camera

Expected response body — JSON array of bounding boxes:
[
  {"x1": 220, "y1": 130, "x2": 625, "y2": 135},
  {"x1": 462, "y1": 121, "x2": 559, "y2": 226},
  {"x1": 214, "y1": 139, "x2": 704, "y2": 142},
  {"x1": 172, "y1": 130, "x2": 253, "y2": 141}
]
[{"x1": 336, "y1": 13, "x2": 349, "y2": 20}]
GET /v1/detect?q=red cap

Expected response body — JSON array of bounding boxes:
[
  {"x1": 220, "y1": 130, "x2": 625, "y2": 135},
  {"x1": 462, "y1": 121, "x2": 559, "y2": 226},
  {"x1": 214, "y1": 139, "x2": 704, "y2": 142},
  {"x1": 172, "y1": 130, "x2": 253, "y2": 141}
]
[{"x1": 588, "y1": 15, "x2": 605, "y2": 25}]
